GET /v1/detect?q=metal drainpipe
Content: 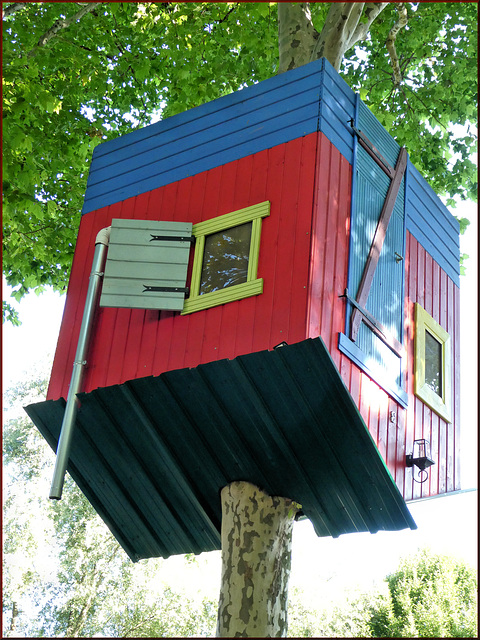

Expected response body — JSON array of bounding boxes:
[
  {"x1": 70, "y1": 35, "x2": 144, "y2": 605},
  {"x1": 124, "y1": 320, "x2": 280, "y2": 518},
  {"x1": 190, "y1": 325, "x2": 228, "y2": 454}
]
[{"x1": 49, "y1": 226, "x2": 111, "y2": 500}]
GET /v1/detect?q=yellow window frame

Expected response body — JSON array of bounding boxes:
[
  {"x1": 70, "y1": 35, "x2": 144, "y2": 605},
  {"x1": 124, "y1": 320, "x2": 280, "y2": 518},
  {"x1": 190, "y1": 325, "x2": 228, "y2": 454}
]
[
  {"x1": 414, "y1": 303, "x2": 452, "y2": 422},
  {"x1": 182, "y1": 201, "x2": 270, "y2": 314}
]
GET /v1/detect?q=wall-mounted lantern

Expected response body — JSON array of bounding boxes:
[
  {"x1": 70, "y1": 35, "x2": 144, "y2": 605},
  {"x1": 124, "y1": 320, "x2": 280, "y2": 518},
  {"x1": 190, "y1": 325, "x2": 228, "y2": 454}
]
[{"x1": 406, "y1": 438, "x2": 435, "y2": 483}]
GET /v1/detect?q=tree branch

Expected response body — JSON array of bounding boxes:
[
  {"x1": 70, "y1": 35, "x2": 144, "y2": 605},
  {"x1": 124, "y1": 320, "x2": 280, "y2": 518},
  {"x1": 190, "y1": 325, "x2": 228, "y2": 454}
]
[
  {"x1": 217, "y1": 3, "x2": 238, "y2": 25},
  {"x1": 312, "y1": 3, "x2": 365, "y2": 71},
  {"x1": 55, "y1": 35, "x2": 116, "y2": 60},
  {"x1": 386, "y1": 3, "x2": 408, "y2": 86},
  {"x1": 311, "y1": 2, "x2": 389, "y2": 71},
  {"x1": 346, "y1": 2, "x2": 389, "y2": 49},
  {"x1": 2, "y1": 3, "x2": 27, "y2": 19},
  {"x1": 122, "y1": 613, "x2": 157, "y2": 638},
  {"x1": 27, "y1": 2, "x2": 102, "y2": 58}
]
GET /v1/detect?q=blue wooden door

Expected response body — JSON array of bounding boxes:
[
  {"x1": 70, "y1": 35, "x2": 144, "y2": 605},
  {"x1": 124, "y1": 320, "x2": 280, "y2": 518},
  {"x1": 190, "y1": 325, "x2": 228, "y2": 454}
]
[{"x1": 339, "y1": 100, "x2": 407, "y2": 406}]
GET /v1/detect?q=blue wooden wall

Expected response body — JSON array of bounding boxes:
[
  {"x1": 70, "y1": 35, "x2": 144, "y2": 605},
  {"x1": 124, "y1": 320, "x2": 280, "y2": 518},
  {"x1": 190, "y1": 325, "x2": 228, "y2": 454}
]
[{"x1": 406, "y1": 162, "x2": 460, "y2": 285}]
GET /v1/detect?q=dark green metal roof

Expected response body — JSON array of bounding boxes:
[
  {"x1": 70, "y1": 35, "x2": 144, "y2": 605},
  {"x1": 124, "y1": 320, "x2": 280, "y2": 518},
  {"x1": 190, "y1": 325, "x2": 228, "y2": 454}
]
[{"x1": 26, "y1": 337, "x2": 416, "y2": 562}]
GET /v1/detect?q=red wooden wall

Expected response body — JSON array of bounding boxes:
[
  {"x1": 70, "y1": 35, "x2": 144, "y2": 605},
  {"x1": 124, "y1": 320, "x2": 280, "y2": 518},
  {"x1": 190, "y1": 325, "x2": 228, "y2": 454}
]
[
  {"x1": 403, "y1": 233, "x2": 461, "y2": 499},
  {"x1": 48, "y1": 132, "x2": 323, "y2": 401},
  {"x1": 47, "y1": 130, "x2": 460, "y2": 501}
]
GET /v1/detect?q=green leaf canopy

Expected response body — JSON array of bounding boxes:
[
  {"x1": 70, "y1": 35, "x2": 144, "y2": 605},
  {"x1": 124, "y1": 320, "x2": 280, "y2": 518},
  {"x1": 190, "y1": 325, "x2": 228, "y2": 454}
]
[{"x1": 2, "y1": 2, "x2": 477, "y2": 307}]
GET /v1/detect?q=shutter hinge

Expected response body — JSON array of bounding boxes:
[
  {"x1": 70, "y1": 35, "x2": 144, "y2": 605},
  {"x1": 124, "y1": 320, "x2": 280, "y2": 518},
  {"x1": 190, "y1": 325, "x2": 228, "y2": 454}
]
[
  {"x1": 149, "y1": 235, "x2": 195, "y2": 243},
  {"x1": 143, "y1": 285, "x2": 190, "y2": 296}
]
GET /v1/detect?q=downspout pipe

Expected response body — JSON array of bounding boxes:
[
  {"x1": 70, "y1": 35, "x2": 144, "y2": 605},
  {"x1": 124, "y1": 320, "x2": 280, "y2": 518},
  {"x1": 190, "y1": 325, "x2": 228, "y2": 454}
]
[{"x1": 49, "y1": 226, "x2": 111, "y2": 500}]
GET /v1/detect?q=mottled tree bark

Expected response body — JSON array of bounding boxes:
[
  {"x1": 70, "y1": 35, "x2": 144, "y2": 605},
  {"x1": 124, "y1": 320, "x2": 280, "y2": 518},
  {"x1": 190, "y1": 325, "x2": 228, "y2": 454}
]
[
  {"x1": 312, "y1": 2, "x2": 388, "y2": 71},
  {"x1": 216, "y1": 481, "x2": 300, "y2": 638},
  {"x1": 277, "y1": 3, "x2": 319, "y2": 74},
  {"x1": 278, "y1": 2, "x2": 389, "y2": 74}
]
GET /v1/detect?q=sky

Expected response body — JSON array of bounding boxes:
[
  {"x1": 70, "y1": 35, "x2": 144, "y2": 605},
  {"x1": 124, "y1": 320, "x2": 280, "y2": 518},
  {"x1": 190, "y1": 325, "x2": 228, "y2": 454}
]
[{"x1": 2, "y1": 201, "x2": 478, "y2": 604}]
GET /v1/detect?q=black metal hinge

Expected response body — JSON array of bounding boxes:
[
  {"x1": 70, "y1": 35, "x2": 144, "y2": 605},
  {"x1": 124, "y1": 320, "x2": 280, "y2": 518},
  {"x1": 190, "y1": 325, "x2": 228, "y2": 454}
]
[
  {"x1": 143, "y1": 285, "x2": 190, "y2": 295},
  {"x1": 149, "y1": 235, "x2": 195, "y2": 243}
]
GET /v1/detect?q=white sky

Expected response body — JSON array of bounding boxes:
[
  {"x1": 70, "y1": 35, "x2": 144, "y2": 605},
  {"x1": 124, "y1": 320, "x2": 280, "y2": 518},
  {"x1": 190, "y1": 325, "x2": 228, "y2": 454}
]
[{"x1": 2, "y1": 202, "x2": 477, "y2": 599}]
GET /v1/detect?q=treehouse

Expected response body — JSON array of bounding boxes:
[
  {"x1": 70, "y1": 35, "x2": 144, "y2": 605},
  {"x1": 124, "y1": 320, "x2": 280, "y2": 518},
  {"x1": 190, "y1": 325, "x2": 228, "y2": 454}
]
[{"x1": 27, "y1": 58, "x2": 461, "y2": 562}]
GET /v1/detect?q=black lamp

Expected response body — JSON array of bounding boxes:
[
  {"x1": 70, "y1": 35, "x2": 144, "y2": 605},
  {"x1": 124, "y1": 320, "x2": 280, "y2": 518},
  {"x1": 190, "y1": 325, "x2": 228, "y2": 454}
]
[{"x1": 406, "y1": 438, "x2": 435, "y2": 483}]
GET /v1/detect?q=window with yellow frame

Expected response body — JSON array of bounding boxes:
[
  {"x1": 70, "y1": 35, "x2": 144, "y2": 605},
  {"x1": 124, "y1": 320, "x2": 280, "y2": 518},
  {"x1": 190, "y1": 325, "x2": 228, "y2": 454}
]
[
  {"x1": 414, "y1": 303, "x2": 452, "y2": 422},
  {"x1": 182, "y1": 201, "x2": 270, "y2": 314}
]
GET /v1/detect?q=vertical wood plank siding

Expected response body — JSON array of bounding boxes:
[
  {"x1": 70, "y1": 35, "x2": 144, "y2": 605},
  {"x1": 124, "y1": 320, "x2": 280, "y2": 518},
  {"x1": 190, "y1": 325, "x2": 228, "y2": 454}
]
[
  {"x1": 403, "y1": 232, "x2": 460, "y2": 499},
  {"x1": 305, "y1": 146, "x2": 460, "y2": 498},
  {"x1": 48, "y1": 133, "x2": 320, "y2": 402}
]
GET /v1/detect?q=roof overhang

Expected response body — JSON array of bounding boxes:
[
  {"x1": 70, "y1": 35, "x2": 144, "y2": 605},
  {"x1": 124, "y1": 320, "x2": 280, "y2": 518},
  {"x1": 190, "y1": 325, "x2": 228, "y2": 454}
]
[{"x1": 26, "y1": 337, "x2": 416, "y2": 562}]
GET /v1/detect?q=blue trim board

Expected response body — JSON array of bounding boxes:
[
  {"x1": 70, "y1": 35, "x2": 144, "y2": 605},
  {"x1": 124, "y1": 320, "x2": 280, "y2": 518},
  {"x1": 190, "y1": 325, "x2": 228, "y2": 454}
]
[{"x1": 344, "y1": 91, "x2": 360, "y2": 339}]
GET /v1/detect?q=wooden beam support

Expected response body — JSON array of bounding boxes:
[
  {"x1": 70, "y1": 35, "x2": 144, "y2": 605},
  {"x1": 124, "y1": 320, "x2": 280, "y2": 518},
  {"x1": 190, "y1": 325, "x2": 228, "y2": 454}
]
[
  {"x1": 350, "y1": 122, "x2": 395, "y2": 179},
  {"x1": 342, "y1": 289, "x2": 405, "y2": 357}
]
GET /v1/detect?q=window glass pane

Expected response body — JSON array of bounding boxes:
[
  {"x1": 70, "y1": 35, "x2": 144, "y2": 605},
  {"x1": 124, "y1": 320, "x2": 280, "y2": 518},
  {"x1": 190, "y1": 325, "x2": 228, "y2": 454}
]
[
  {"x1": 200, "y1": 222, "x2": 252, "y2": 295},
  {"x1": 425, "y1": 330, "x2": 442, "y2": 396}
]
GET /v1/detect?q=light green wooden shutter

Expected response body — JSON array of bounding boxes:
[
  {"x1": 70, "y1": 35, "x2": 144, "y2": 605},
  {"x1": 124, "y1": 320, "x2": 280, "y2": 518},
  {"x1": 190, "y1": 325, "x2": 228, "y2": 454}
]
[{"x1": 100, "y1": 219, "x2": 193, "y2": 311}]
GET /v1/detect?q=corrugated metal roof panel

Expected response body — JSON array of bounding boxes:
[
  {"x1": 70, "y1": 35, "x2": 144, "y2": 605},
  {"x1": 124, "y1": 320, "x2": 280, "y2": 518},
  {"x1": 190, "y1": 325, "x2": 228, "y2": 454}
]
[{"x1": 26, "y1": 337, "x2": 416, "y2": 562}]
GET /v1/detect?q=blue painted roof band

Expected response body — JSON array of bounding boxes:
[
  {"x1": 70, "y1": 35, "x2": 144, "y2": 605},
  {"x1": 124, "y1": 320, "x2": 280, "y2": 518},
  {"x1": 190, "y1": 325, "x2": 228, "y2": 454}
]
[
  {"x1": 91, "y1": 59, "x2": 326, "y2": 158},
  {"x1": 81, "y1": 57, "x2": 460, "y2": 281},
  {"x1": 90, "y1": 74, "x2": 323, "y2": 168},
  {"x1": 82, "y1": 58, "x2": 357, "y2": 214},
  {"x1": 85, "y1": 100, "x2": 320, "y2": 200}
]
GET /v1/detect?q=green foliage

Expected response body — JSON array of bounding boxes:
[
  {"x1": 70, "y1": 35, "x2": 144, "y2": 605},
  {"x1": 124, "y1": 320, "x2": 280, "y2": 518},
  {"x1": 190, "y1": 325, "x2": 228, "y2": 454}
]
[
  {"x1": 2, "y1": 301, "x2": 21, "y2": 326},
  {"x1": 366, "y1": 549, "x2": 478, "y2": 638},
  {"x1": 341, "y1": 2, "x2": 477, "y2": 208},
  {"x1": 2, "y1": 2, "x2": 477, "y2": 312},
  {"x1": 288, "y1": 585, "x2": 377, "y2": 638},
  {"x1": 288, "y1": 549, "x2": 478, "y2": 638},
  {"x1": 2, "y1": 2, "x2": 277, "y2": 310}
]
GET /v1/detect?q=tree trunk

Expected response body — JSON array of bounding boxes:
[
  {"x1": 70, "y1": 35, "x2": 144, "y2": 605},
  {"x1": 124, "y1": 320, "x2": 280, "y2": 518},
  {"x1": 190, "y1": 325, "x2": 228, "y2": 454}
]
[
  {"x1": 278, "y1": 2, "x2": 389, "y2": 74},
  {"x1": 6, "y1": 602, "x2": 19, "y2": 637},
  {"x1": 216, "y1": 481, "x2": 300, "y2": 638},
  {"x1": 277, "y1": 2, "x2": 319, "y2": 73}
]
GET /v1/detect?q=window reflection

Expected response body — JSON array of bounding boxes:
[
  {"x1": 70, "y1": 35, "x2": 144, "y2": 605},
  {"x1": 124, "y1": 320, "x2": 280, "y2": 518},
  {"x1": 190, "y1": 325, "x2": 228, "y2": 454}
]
[
  {"x1": 425, "y1": 330, "x2": 442, "y2": 396},
  {"x1": 199, "y1": 222, "x2": 252, "y2": 295}
]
